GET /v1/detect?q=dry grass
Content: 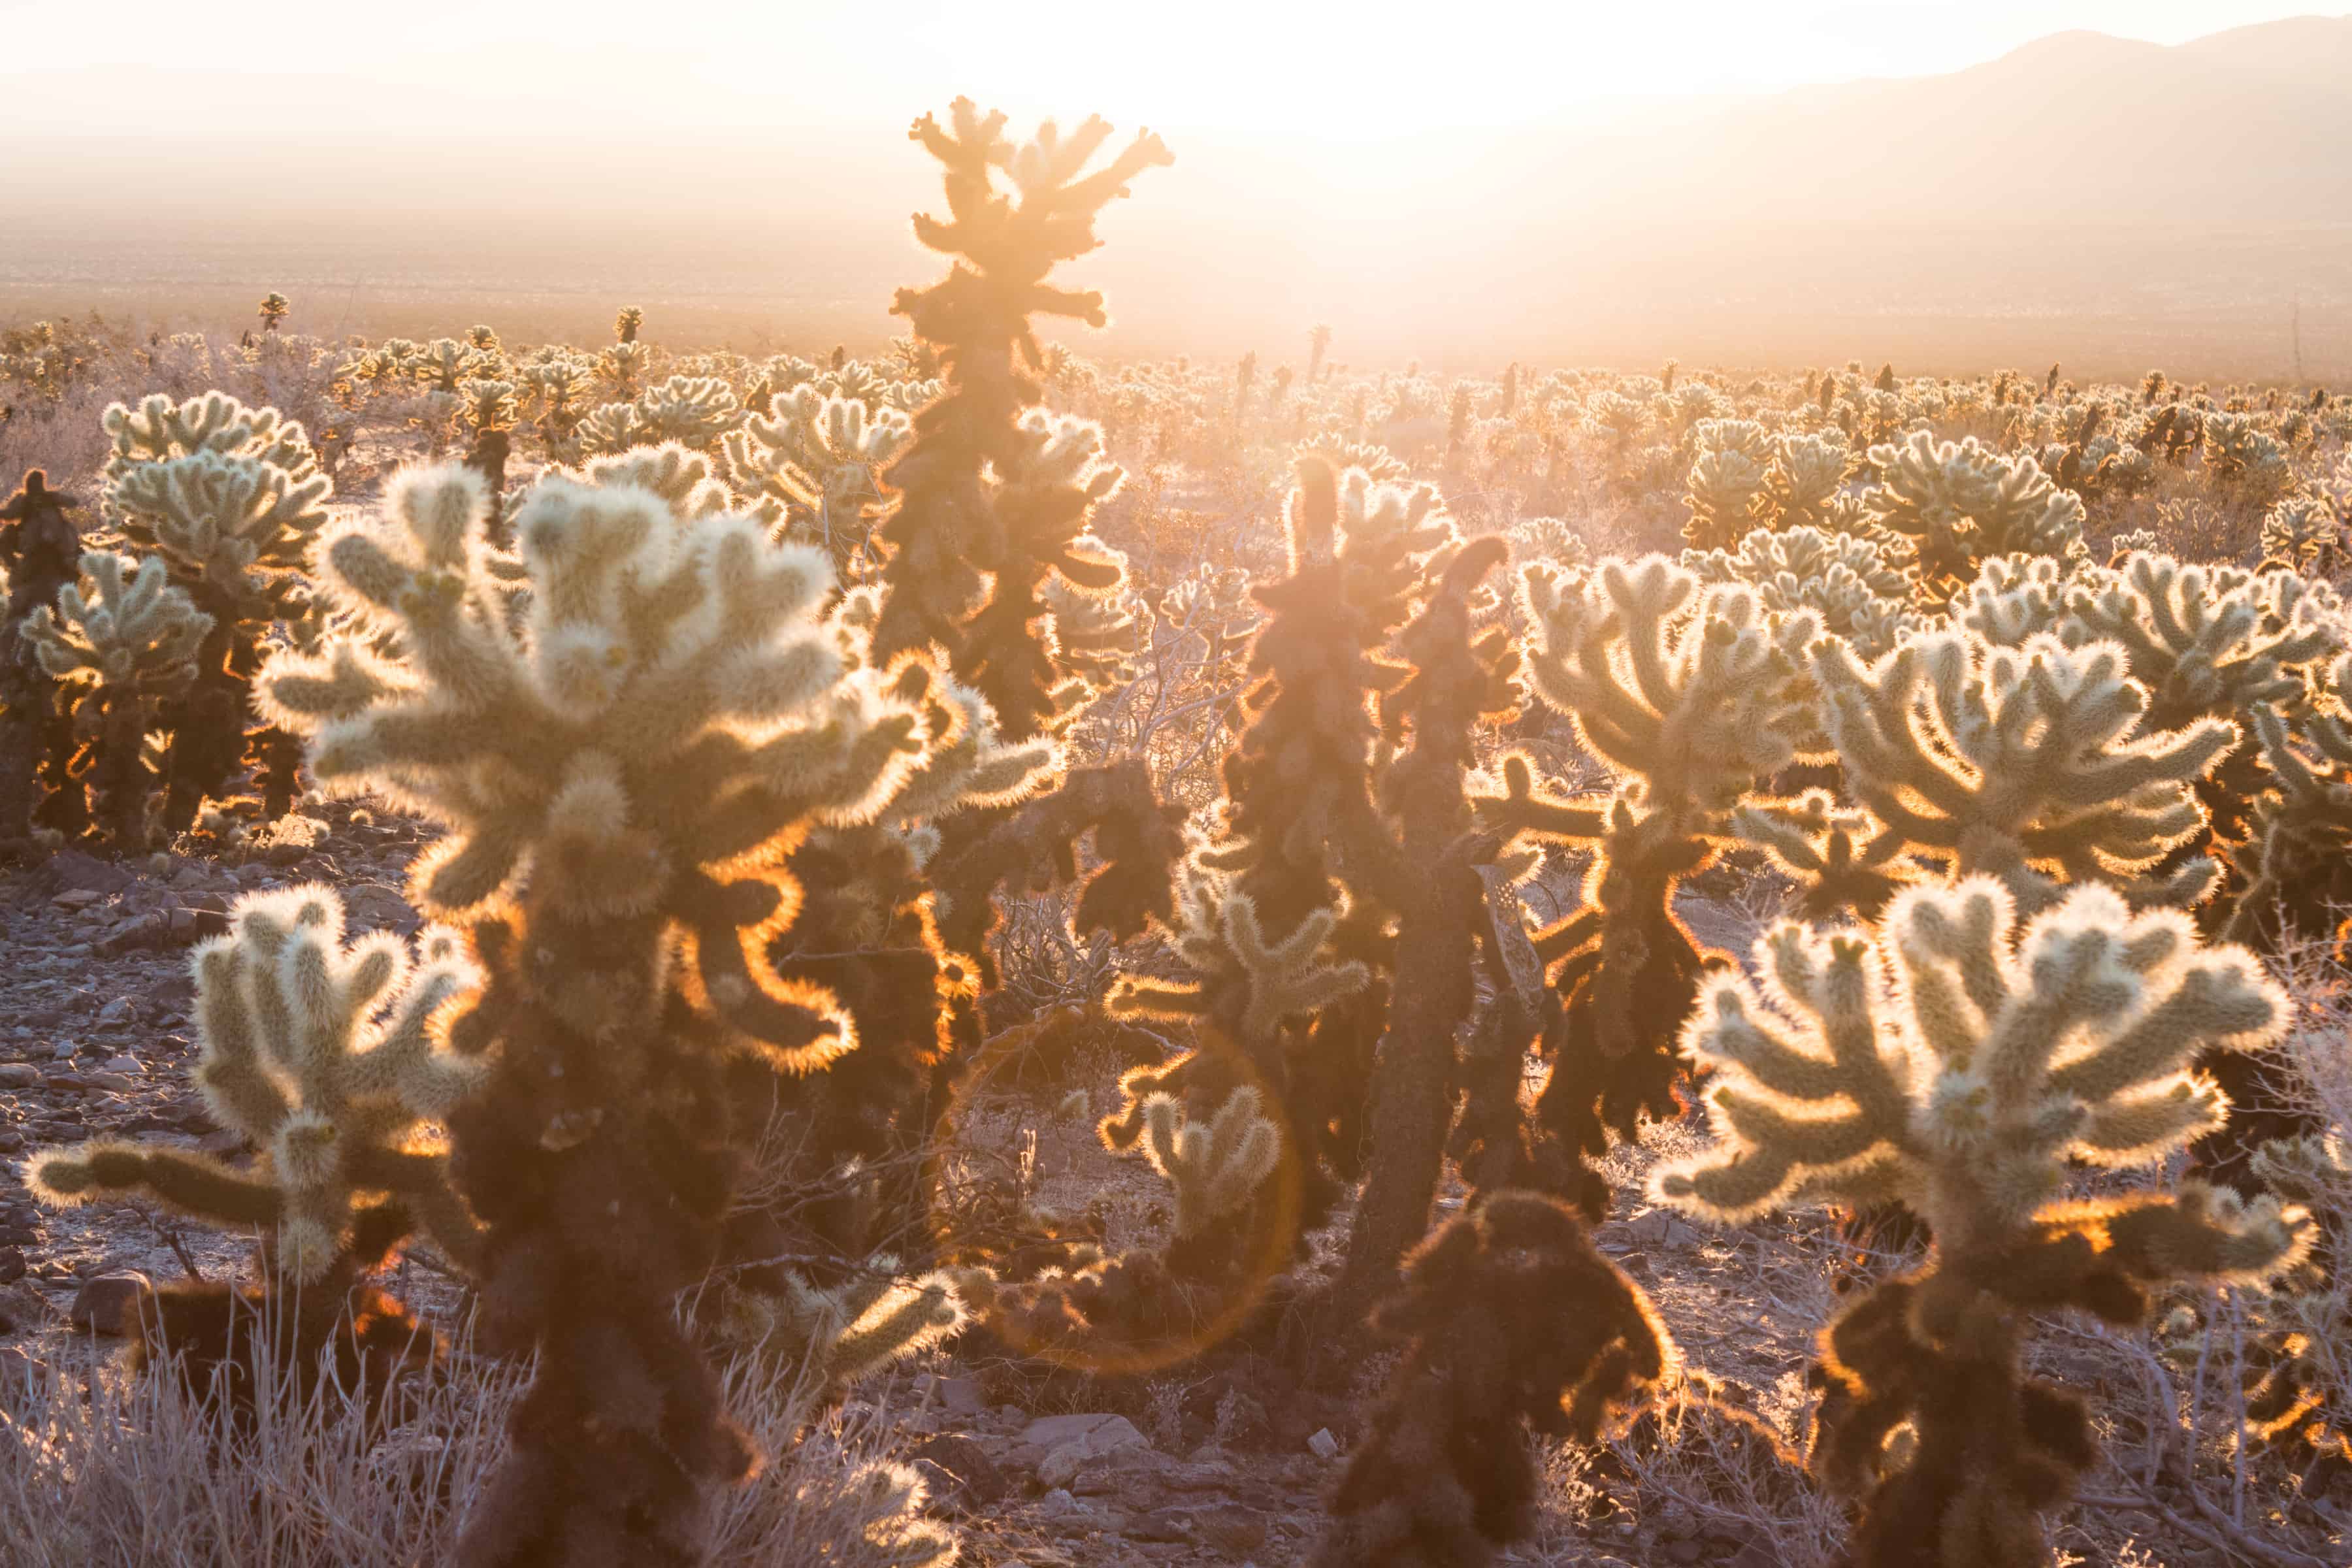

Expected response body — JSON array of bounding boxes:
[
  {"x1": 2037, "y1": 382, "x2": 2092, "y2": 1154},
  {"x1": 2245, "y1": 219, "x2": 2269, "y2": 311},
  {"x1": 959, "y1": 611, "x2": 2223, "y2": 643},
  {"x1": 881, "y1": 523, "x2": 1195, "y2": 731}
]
[{"x1": 0, "y1": 1315, "x2": 956, "y2": 1567}]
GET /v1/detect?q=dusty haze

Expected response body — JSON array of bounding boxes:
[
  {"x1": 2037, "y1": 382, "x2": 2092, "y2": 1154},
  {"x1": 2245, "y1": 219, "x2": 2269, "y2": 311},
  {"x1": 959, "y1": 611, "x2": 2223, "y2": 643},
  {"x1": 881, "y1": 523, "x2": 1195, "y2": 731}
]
[{"x1": 4, "y1": 12, "x2": 2349, "y2": 378}]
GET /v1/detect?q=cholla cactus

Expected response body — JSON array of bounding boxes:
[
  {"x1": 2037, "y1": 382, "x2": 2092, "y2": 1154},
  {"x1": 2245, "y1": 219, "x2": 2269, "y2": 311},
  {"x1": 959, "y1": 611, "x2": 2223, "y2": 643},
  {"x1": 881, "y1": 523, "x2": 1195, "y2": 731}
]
[
  {"x1": 2261, "y1": 491, "x2": 2347, "y2": 575},
  {"x1": 1683, "y1": 523, "x2": 1922, "y2": 658},
  {"x1": 1113, "y1": 457, "x2": 1454, "y2": 1227},
  {"x1": 1809, "y1": 628, "x2": 2236, "y2": 917},
  {"x1": 1311, "y1": 1192, "x2": 1673, "y2": 1568},
  {"x1": 2068, "y1": 553, "x2": 2345, "y2": 853},
  {"x1": 870, "y1": 100, "x2": 1170, "y2": 743},
  {"x1": 101, "y1": 391, "x2": 334, "y2": 825},
  {"x1": 1862, "y1": 431, "x2": 2085, "y2": 595},
  {"x1": 717, "y1": 1258, "x2": 966, "y2": 1398},
  {"x1": 1952, "y1": 552, "x2": 2076, "y2": 645},
  {"x1": 1680, "y1": 418, "x2": 1772, "y2": 549},
  {"x1": 29, "y1": 883, "x2": 483, "y2": 1283},
  {"x1": 1, "y1": 469, "x2": 83, "y2": 841},
  {"x1": 2226, "y1": 651, "x2": 2352, "y2": 953},
  {"x1": 1477, "y1": 556, "x2": 1815, "y2": 1216},
  {"x1": 723, "y1": 387, "x2": 913, "y2": 568},
  {"x1": 960, "y1": 1075, "x2": 1291, "y2": 1365},
  {"x1": 20, "y1": 552, "x2": 210, "y2": 847},
  {"x1": 630, "y1": 374, "x2": 745, "y2": 451},
  {"x1": 2203, "y1": 411, "x2": 2295, "y2": 508},
  {"x1": 613, "y1": 304, "x2": 644, "y2": 344},
  {"x1": 1763, "y1": 429, "x2": 1852, "y2": 526},
  {"x1": 1657, "y1": 878, "x2": 2310, "y2": 1567},
  {"x1": 1132, "y1": 1083, "x2": 1281, "y2": 1237},
  {"x1": 257, "y1": 292, "x2": 289, "y2": 332},
  {"x1": 256, "y1": 461, "x2": 932, "y2": 1562}
]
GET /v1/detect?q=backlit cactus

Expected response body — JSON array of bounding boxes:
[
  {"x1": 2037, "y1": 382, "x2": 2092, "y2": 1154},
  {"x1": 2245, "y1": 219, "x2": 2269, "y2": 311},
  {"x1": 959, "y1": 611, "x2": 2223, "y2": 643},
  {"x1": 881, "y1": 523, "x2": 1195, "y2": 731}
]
[
  {"x1": 1658, "y1": 877, "x2": 2310, "y2": 1567},
  {"x1": 20, "y1": 551, "x2": 211, "y2": 847}
]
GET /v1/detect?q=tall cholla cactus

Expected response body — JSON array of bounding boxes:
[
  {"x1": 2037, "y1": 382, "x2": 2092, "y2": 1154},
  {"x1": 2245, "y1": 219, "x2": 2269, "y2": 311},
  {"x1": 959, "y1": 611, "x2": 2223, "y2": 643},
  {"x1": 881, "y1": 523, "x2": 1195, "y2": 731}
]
[
  {"x1": 29, "y1": 884, "x2": 483, "y2": 1296},
  {"x1": 1862, "y1": 430, "x2": 2084, "y2": 596},
  {"x1": 1111, "y1": 457, "x2": 1457, "y2": 1229},
  {"x1": 1803, "y1": 627, "x2": 2236, "y2": 919},
  {"x1": 870, "y1": 98, "x2": 1170, "y2": 743},
  {"x1": 255, "y1": 461, "x2": 935, "y2": 1565},
  {"x1": 101, "y1": 390, "x2": 334, "y2": 826},
  {"x1": 1657, "y1": 878, "x2": 2311, "y2": 1567},
  {"x1": 20, "y1": 553, "x2": 210, "y2": 849},
  {"x1": 1476, "y1": 556, "x2": 1815, "y2": 1217},
  {"x1": 1, "y1": 469, "x2": 84, "y2": 843}
]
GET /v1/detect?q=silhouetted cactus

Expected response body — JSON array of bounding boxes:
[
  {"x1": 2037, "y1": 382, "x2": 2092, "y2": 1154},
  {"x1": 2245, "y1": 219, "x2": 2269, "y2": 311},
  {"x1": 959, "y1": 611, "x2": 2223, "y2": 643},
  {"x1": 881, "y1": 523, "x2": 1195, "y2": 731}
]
[
  {"x1": 20, "y1": 552, "x2": 210, "y2": 848},
  {"x1": 1310, "y1": 1191, "x2": 1674, "y2": 1568},
  {"x1": 870, "y1": 99, "x2": 1170, "y2": 743},
  {"x1": 0, "y1": 468, "x2": 82, "y2": 843},
  {"x1": 1658, "y1": 878, "x2": 2311, "y2": 1567}
]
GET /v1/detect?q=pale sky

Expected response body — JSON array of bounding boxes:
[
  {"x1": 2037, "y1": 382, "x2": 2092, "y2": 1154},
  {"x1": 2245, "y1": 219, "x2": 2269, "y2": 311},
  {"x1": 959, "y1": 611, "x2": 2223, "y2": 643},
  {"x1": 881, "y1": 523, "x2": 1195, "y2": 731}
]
[{"x1": 3, "y1": 1, "x2": 2336, "y2": 146}]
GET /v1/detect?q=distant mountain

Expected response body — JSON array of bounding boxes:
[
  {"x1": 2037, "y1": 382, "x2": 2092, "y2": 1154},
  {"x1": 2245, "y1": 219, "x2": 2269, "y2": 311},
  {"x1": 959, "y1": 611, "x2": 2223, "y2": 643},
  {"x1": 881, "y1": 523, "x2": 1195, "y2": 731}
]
[{"x1": 1571, "y1": 15, "x2": 2352, "y2": 225}]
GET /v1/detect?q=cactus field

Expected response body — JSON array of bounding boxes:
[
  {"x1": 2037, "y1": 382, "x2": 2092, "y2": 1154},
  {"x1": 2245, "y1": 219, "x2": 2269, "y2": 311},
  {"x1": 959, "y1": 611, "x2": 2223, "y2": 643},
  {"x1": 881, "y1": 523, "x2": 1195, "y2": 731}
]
[{"x1": 4, "y1": 75, "x2": 2352, "y2": 1568}]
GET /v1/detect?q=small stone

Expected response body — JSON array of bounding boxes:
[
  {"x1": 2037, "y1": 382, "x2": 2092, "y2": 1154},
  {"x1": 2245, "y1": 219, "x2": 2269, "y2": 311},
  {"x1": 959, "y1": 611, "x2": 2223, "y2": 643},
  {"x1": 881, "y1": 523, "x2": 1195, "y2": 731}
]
[
  {"x1": 1020, "y1": 1413, "x2": 1147, "y2": 1456},
  {"x1": 903, "y1": 1433, "x2": 1007, "y2": 1510},
  {"x1": 46, "y1": 849, "x2": 134, "y2": 893},
  {"x1": 1306, "y1": 1428, "x2": 1340, "y2": 1460},
  {"x1": 915, "y1": 1373, "x2": 987, "y2": 1416},
  {"x1": 95, "y1": 997, "x2": 135, "y2": 1027},
  {"x1": 0, "y1": 1247, "x2": 24, "y2": 1285},
  {"x1": 1190, "y1": 1504, "x2": 1268, "y2": 1554},
  {"x1": 0, "y1": 1064, "x2": 39, "y2": 1089},
  {"x1": 51, "y1": 1043, "x2": 77, "y2": 1062},
  {"x1": 86, "y1": 1071, "x2": 140, "y2": 1094},
  {"x1": 1629, "y1": 1210, "x2": 1671, "y2": 1246},
  {"x1": 101, "y1": 1056, "x2": 141, "y2": 1076},
  {"x1": 50, "y1": 889, "x2": 103, "y2": 910},
  {"x1": 71, "y1": 1271, "x2": 156, "y2": 1337},
  {"x1": 1618, "y1": 1250, "x2": 1652, "y2": 1277},
  {"x1": 1665, "y1": 1218, "x2": 1703, "y2": 1249},
  {"x1": 1128, "y1": 1509, "x2": 1192, "y2": 1543}
]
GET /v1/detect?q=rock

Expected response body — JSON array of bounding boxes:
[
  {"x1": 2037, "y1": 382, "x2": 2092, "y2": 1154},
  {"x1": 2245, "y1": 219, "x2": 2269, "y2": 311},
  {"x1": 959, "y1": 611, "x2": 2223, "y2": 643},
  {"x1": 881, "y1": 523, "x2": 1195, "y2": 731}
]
[
  {"x1": 1020, "y1": 1412, "x2": 1148, "y2": 1456},
  {"x1": 914, "y1": 1372, "x2": 987, "y2": 1416},
  {"x1": 342, "y1": 885, "x2": 419, "y2": 935},
  {"x1": 1188, "y1": 1503, "x2": 1268, "y2": 1554},
  {"x1": 1629, "y1": 1210, "x2": 1671, "y2": 1246},
  {"x1": 0, "y1": 1247, "x2": 23, "y2": 1285},
  {"x1": 1307, "y1": 1428, "x2": 1340, "y2": 1460},
  {"x1": 100, "y1": 1056, "x2": 141, "y2": 1075},
  {"x1": 1036, "y1": 1443, "x2": 1089, "y2": 1491},
  {"x1": 1618, "y1": 1250, "x2": 1653, "y2": 1277},
  {"x1": 95, "y1": 996, "x2": 135, "y2": 1028},
  {"x1": 1665, "y1": 1218, "x2": 1703, "y2": 1249},
  {"x1": 50, "y1": 889, "x2": 103, "y2": 910},
  {"x1": 51, "y1": 1042, "x2": 78, "y2": 1061},
  {"x1": 86, "y1": 1071, "x2": 140, "y2": 1094},
  {"x1": 0, "y1": 1281, "x2": 61, "y2": 1335},
  {"x1": 70, "y1": 1271, "x2": 155, "y2": 1337},
  {"x1": 44, "y1": 850, "x2": 133, "y2": 893},
  {"x1": 1127, "y1": 1509, "x2": 1192, "y2": 1543},
  {"x1": 0, "y1": 1064, "x2": 39, "y2": 1089},
  {"x1": 903, "y1": 1433, "x2": 1008, "y2": 1511}
]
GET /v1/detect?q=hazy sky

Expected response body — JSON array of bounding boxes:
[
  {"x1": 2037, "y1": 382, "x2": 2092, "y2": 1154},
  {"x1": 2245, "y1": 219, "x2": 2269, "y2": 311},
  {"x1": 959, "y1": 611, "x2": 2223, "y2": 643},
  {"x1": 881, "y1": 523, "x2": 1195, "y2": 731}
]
[{"x1": 5, "y1": 1, "x2": 2336, "y2": 145}]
